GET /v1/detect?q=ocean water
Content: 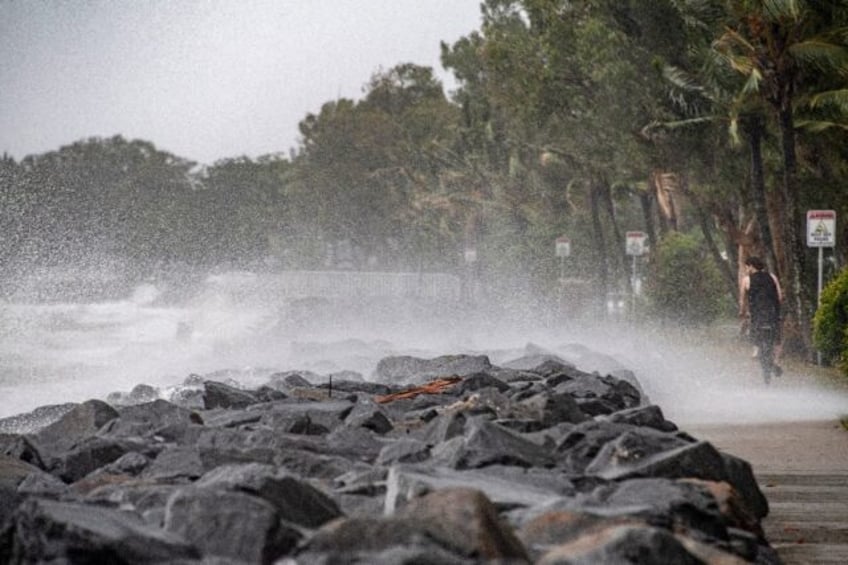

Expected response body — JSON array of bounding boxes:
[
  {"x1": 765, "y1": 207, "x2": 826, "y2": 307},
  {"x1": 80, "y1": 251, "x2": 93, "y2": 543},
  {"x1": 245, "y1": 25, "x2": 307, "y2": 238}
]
[{"x1": 2, "y1": 273, "x2": 846, "y2": 428}]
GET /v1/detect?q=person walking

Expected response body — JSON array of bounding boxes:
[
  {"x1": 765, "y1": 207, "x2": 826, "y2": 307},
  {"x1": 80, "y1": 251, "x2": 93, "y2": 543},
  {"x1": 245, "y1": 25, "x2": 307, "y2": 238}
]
[{"x1": 739, "y1": 256, "x2": 783, "y2": 381}]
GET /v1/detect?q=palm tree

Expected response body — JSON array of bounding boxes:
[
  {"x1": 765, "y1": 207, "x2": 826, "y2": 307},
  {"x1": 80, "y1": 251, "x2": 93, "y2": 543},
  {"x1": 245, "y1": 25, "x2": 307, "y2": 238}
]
[{"x1": 711, "y1": 0, "x2": 848, "y2": 354}]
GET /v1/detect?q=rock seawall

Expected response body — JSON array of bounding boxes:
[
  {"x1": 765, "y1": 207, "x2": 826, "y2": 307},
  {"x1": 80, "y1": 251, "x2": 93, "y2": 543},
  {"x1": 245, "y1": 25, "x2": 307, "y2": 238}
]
[{"x1": 0, "y1": 347, "x2": 778, "y2": 564}]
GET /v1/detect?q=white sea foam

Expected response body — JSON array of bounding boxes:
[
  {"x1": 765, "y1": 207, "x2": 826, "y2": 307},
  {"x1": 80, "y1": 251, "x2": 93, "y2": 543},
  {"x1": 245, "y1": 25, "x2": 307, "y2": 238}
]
[{"x1": 2, "y1": 274, "x2": 846, "y2": 426}]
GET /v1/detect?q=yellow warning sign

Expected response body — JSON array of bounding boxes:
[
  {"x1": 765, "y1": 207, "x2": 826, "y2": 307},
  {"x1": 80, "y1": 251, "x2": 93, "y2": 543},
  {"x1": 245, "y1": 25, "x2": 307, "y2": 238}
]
[{"x1": 807, "y1": 210, "x2": 836, "y2": 247}]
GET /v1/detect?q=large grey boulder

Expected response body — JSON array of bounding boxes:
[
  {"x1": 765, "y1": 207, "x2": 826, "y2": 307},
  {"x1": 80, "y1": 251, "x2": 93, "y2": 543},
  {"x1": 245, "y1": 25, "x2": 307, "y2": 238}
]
[
  {"x1": 569, "y1": 478, "x2": 732, "y2": 541},
  {"x1": 384, "y1": 463, "x2": 572, "y2": 514},
  {"x1": 81, "y1": 482, "x2": 180, "y2": 526},
  {"x1": 535, "y1": 524, "x2": 704, "y2": 565},
  {"x1": 451, "y1": 371, "x2": 512, "y2": 395},
  {"x1": 554, "y1": 421, "x2": 654, "y2": 473},
  {"x1": 0, "y1": 434, "x2": 45, "y2": 469},
  {"x1": 412, "y1": 410, "x2": 468, "y2": 445},
  {"x1": 431, "y1": 417, "x2": 555, "y2": 470},
  {"x1": 501, "y1": 354, "x2": 575, "y2": 373},
  {"x1": 601, "y1": 404, "x2": 678, "y2": 432},
  {"x1": 141, "y1": 445, "x2": 205, "y2": 482},
  {"x1": 164, "y1": 487, "x2": 298, "y2": 563},
  {"x1": 344, "y1": 400, "x2": 394, "y2": 434},
  {"x1": 48, "y1": 436, "x2": 144, "y2": 483},
  {"x1": 584, "y1": 428, "x2": 693, "y2": 476},
  {"x1": 294, "y1": 516, "x2": 471, "y2": 562},
  {"x1": 6, "y1": 498, "x2": 198, "y2": 564},
  {"x1": 292, "y1": 541, "x2": 477, "y2": 564},
  {"x1": 299, "y1": 488, "x2": 530, "y2": 563},
  {"x1": 376, "y1": 438, "x2": 431, "y2": 466},
  {"x1": 588, "y1": 440, "x2": 769, "y2": 520},
  {"x1": 517, "y1": 392, "x2": 588, "y2": 428},
  {"x1": 551, "y1": 373, "x2": 642, "y2": 414},
  {"x1": 31, "y1": 399, "x2": 119, "y2": 455},
  {"x1": 374, "y1": 354, "x2": 492, "y2": 384},
  {"x1": 195, "y1": 463, "x2": 342, "y2": 529},
  {"x1": 258, "y1": 399, "x2": 354, "y2": 435},
  {"x1": 0, "y1": 455, "x2": 47, "y2": 525},
  {"x1": 202, "y1": 380, "x2": 262, "y2": 409},
  {"x1": 99, "y1": 399, "x2": 202, "y2": 441},
  {"x1": 397, "y1": 487, "x2": 531, "y2": 562}
]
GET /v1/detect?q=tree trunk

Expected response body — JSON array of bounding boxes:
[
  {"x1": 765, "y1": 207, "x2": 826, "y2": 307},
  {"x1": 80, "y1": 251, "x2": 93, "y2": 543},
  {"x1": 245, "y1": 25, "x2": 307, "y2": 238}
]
[
  {"x1": 651, "y1": 170, "x2": 678, "y2": 234},
  {"x1": 589, "y1": 181, "x2": 609, "y2": 303},
  {"x1": 639, "y1": 189, "x2": 658, "y2": 252},
  {"x1": 712, "y1": 207, "x2": 757, "y2": 303},
  {"x1": 599, "y1": 178, "x2": 627, "y2": 291},
  {"x1": 680, "y1": 177, "x2": 737, "y2": 301},
  {"x1": 775, "y1": 81, "x2": 812, "y2": 357},
  {"x1": 743, "y1": 115, "x2": 779, "y2": 273}
]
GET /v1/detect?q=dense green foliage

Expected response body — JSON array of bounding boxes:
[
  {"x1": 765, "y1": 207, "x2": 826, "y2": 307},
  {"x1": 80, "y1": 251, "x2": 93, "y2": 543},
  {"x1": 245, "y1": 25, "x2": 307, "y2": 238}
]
[
  {"x1": 2, "y1": 0, "x2": 848, "y2": 354},
  {"x1": 645, "y1": 232, "x2": 728, "y2": 325},
  {"x1": 813, "y1": 266, "x2": 848, "y2": 374}
]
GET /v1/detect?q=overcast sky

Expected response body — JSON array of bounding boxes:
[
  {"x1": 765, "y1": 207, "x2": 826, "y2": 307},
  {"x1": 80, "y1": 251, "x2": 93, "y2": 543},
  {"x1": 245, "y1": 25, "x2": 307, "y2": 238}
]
[{"x1": 0, "y1": 0, "x2": 482, "y2": 165}]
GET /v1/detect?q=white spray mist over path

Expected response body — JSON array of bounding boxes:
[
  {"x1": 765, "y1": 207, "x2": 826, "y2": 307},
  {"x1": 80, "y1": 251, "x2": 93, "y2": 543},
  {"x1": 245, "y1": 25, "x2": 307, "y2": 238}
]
[
  {"x1": 1, "y1": 278, "x2": 847, "y2": 426},
  {"x1": 540, "y1": 323, "x2": 848, "y2": 427}
]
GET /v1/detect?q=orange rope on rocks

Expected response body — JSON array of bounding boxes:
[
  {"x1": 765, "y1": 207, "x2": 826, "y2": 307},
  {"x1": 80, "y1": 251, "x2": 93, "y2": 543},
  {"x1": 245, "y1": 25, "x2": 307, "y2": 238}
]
[{"x1": 374, "y1": 376, "x2": 462, "y2": 404}]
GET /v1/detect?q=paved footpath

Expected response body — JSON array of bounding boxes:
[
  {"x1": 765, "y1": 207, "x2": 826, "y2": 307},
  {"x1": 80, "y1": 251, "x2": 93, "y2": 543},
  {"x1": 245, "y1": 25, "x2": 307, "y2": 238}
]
[{"x1": 689, "y1": 420, "x2": 848, "y2": 564}]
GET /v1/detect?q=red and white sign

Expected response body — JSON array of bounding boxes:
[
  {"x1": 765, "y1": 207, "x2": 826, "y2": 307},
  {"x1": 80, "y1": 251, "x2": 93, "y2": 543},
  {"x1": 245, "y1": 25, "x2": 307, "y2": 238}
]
[
  {"x1": 626, "y1": 231, "x2": 648, "y2": 256},
  {"x1": 555, "y1": 236, "x2": 571, "y2": 258},
  {"x1": 807, "y1": 210, "x2": 836, "y2": 248}
]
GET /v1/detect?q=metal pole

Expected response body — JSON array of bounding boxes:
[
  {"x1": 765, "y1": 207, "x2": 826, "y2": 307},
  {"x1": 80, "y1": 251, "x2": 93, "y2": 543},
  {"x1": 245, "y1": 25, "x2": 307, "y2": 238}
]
[
  {"x1": 557, "y1": 256, "x2": 564, "y2": 324},
  {"x1": 817, "y1": 247, "x2": 823, "y2": 365},
  {"x1": 631, "y1": 255, "x2": 637, "y2": 321}
]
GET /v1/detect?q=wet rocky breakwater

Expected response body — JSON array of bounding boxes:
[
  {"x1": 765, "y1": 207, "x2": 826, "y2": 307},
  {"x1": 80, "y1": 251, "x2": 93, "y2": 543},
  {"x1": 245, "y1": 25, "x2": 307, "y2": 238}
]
[{"x1": 0, "y1": 346, "x2": 778, "y2": 564}]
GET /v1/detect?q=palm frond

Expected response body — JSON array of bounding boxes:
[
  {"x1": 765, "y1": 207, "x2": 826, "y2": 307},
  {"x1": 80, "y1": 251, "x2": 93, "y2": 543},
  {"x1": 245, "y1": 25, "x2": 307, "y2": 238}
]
[
  {"x1": 741, "y1": 68, "x2": 763, "y2": 94},
  {"x1": 643, "y1": 117, "x2": 718, "y2": 133},
  {"x1": 728, "y1": 116, "x2": 741, "y2": 146},
  {"x1": 795, "y1": 118, "x2": 848, "y2": 132},
  {"x1": 713, "y1": 27, "x2": 756, "y2": 55},
  {"x1": 661, "y1": 65, "x2": 717, "y2": 115},
  {"x1": 762, "y1": 0, "x2": 803, "y2": 23},
  {"x1": 713, "y1": 39, "x2": 758, "y2": 77},
  {"x1": 790, "y1": 39, "x2": 848, "y2": 74},
  {"x1": 662, "y1": 65, "x2": 705, "y2": 93},
  {"x1": 809, "y1": 89, "x2": 848, "y2": 113},
  {"x1": 668, "y1": 0, "x2": 727, "y2": 31}
]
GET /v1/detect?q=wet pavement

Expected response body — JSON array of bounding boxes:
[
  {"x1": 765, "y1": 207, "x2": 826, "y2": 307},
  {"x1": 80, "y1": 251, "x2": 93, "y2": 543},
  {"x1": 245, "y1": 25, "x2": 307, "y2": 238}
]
[{"x1": 690, "y1": 420, "x2": 848, "y2": 564}]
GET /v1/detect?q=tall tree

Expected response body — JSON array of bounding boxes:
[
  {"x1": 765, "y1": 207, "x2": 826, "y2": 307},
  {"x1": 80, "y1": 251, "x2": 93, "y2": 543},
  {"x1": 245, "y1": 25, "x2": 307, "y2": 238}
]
[
  {"x1": 291, "y1": 64, "x2": 461, "y2": 270},
  {"x1": 200, "y1": 155, "x2": 292, "y2": 269},
  {"x1": 712, "y1": 0, "x2": 848, "y2": 353},
  {"x1": 442, "y1": 0, "x2": 688, "y2": 300},
  {"x1": 11, "y1": 136, "x2": 197, "y2": 274}
]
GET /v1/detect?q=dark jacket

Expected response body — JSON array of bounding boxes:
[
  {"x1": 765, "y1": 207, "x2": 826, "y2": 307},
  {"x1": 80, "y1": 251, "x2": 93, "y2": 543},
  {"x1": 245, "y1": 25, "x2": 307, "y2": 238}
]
[{"x1": 748, "y1": 270, "x2": 780, "y2": 328}]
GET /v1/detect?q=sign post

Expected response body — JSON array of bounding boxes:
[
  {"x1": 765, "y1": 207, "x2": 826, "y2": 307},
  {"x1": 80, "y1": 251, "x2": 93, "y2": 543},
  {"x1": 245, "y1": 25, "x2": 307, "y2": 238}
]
[
  {"x1": 807, "y1": 210, "x2": 836, "y2": 304},
  {"x1": 626, "y1": 231, "x2": 648, "y2": 255},
  {"x1": 555, "y1": 236, "x2": 571, "y2": 280},
  {"x1": 554, "y1": 236, "x2": 571, "y2": 321},
  {"x1": 463, "y1": 247, "x2": 477, "y2": 304},
  {"x1": 807, "y1": 210, "x2": 836, "y2": 365},
  {"x1": 625, "y1": 231, "x2": 648, "y2": 319}
]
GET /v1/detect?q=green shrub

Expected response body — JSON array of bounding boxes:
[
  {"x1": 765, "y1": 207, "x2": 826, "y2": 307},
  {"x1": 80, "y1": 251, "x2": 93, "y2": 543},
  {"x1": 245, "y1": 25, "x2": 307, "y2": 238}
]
[
  {"x1": 813, "y1": 266, "x2": 848, "y2": 373},
  {"x1": 645, "y1": 232, "x2": 727, "y2": 325}
]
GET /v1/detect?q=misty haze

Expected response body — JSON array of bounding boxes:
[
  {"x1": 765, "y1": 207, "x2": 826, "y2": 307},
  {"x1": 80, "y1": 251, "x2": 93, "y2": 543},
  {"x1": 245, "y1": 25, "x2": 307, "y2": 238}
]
[
  {"x1": 2, "y1": 0, "x2": 847, "y2": 429},
  {"x1": 4, "y1": 3, "x2": 848, "y2": 564}
]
